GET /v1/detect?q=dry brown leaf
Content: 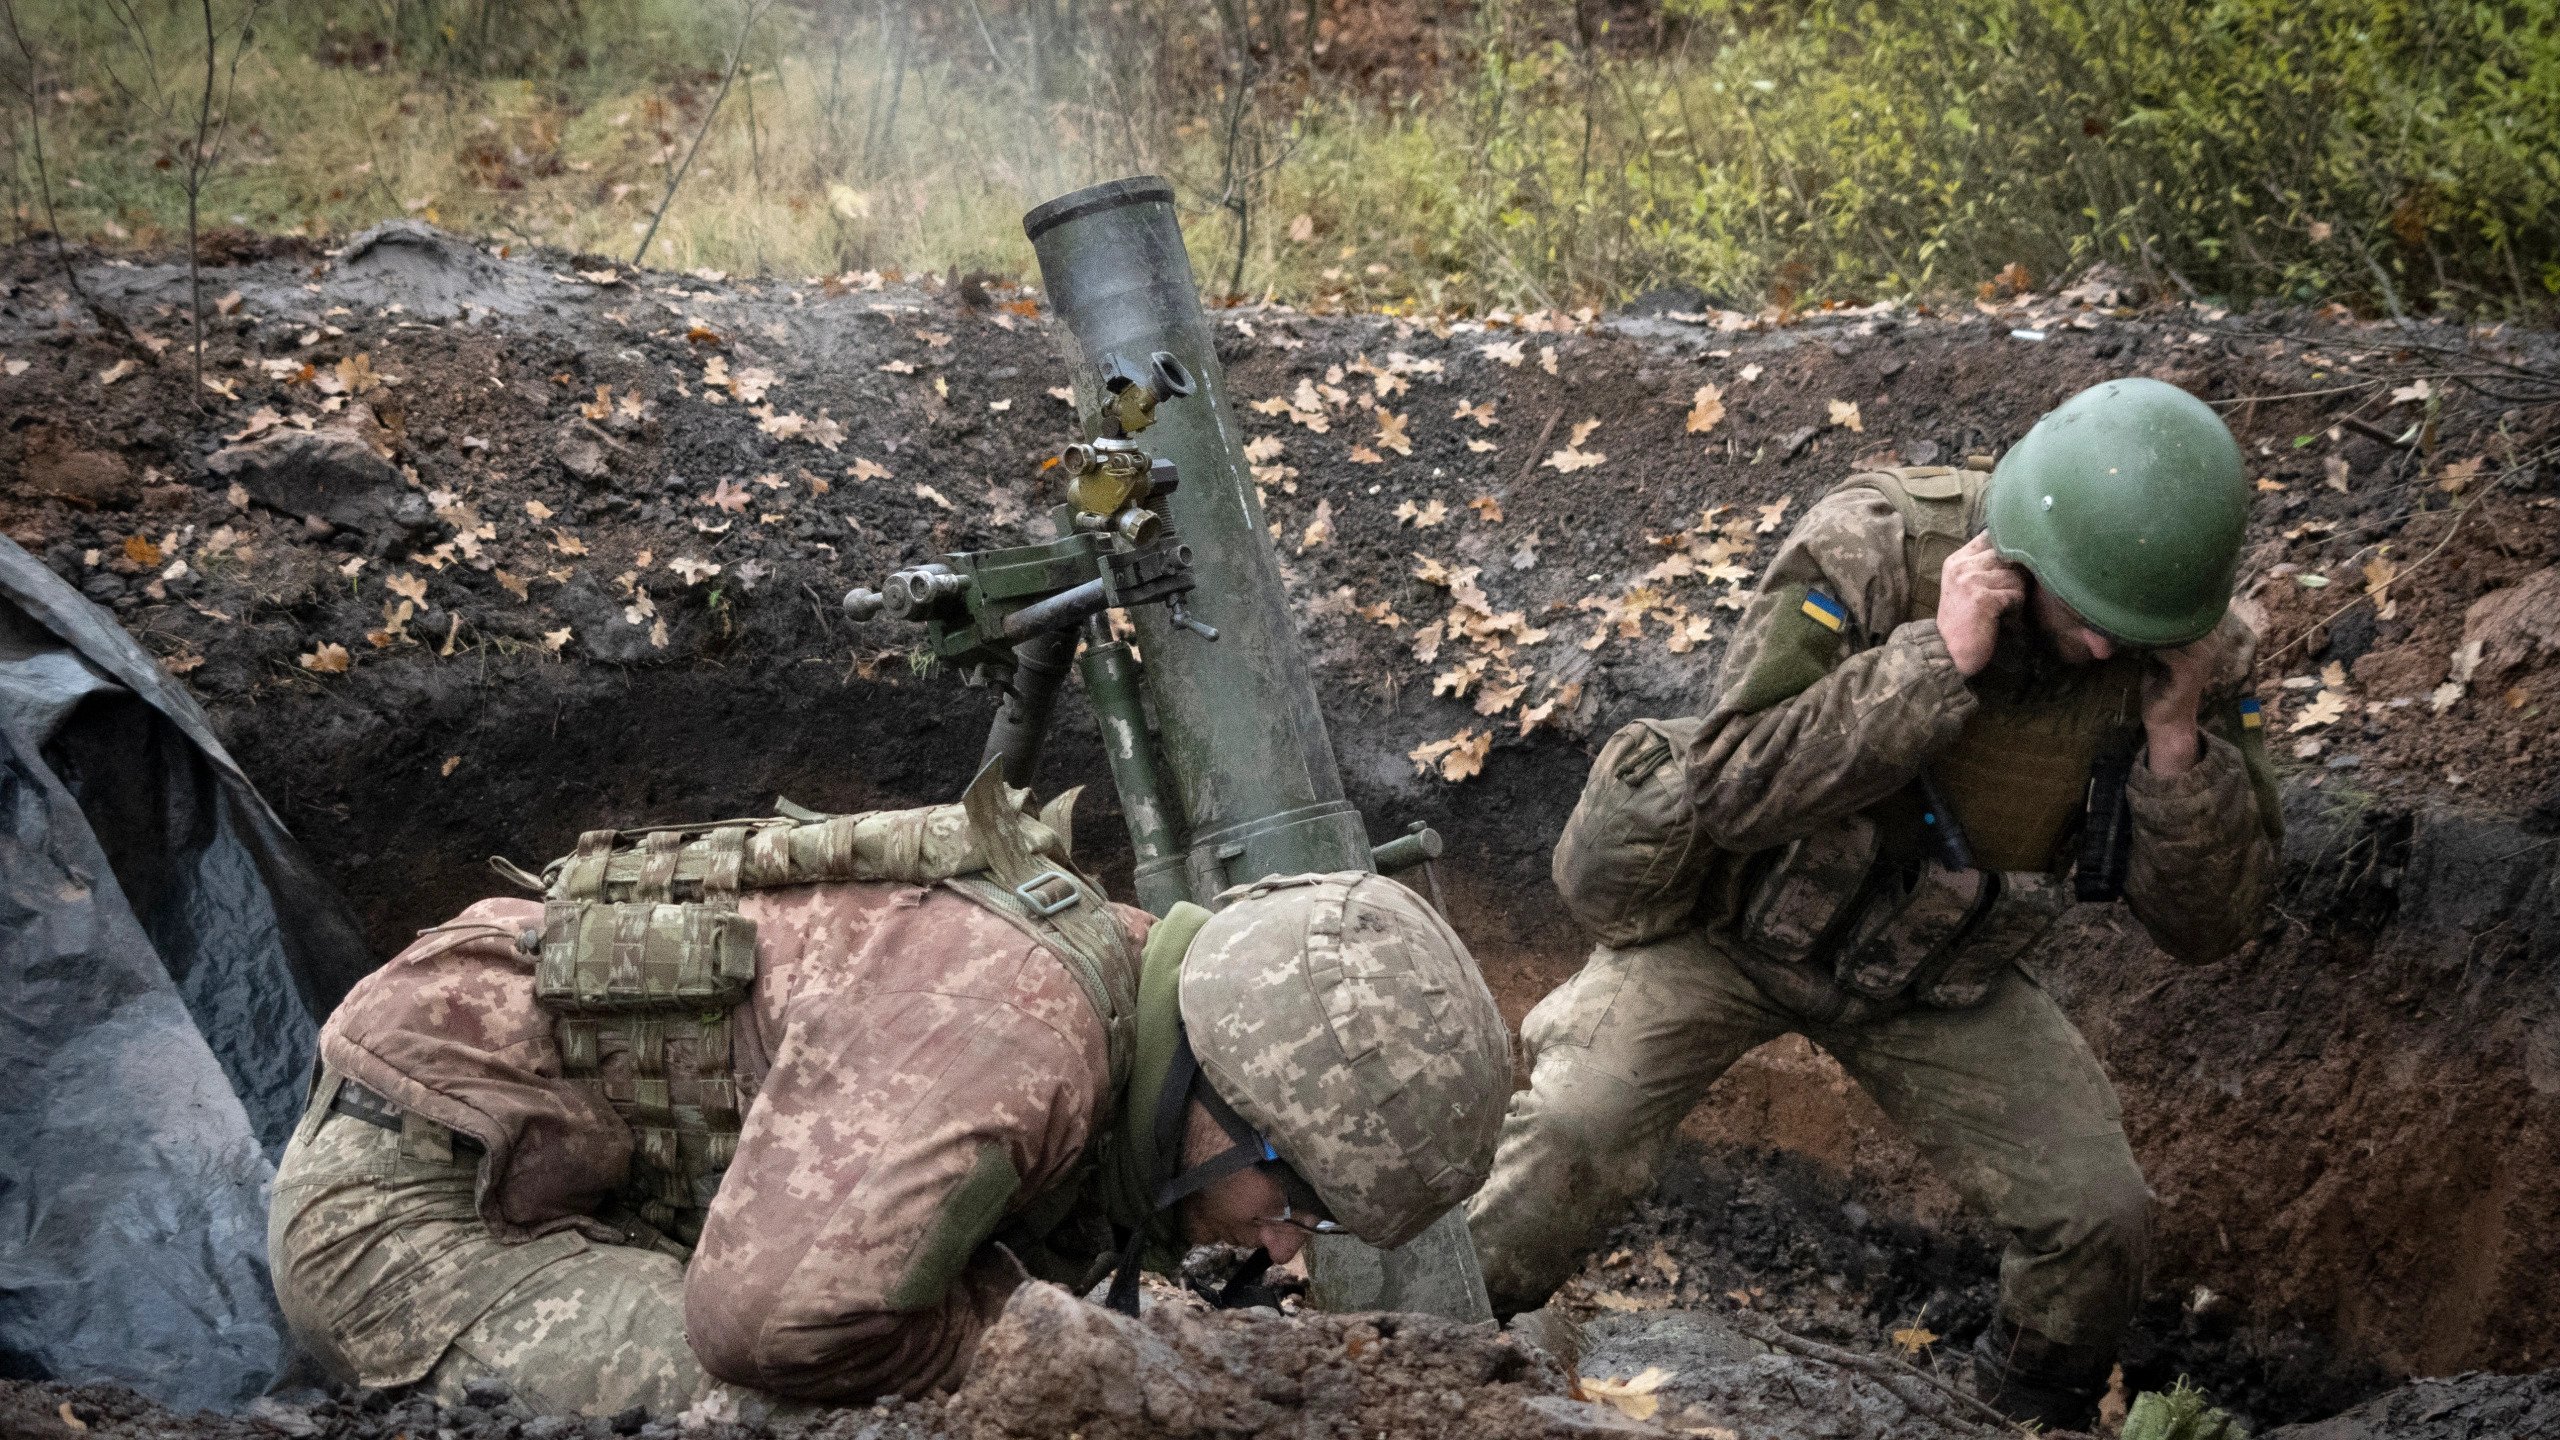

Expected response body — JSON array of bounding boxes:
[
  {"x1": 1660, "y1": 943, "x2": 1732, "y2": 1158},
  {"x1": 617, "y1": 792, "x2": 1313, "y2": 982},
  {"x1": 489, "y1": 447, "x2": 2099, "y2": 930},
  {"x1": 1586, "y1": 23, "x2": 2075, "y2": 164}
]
[
  {"x1": 1299, "y1": 498, "x2": 1335, "y2": 551},
  {"x1": 2429, "y1": 680, "x2": 2464, "y2": 714},
  {"x1": 124, "y1": 534, "x2": 163, "y2": 568},
  {"x1": 1452, "y1": 398, "x2": 1497, "y2": 428},
  {"x1": 299, "y1": 642, "x2": 351, "y2": 674},
  {"x1": 495, "y1": 569, "x2": 530, "y2": 601},
  {"x1": 708, "y1": 478, "x2": 752, "y2": 513},
  {"x1": 670, "y1": 556, "x2": 722, "y2": 585},
  {"x1": 849, "y1": 458, "x2": 891, "y2": 482},
  {"x1": 1827, "y1": 398, "x2": 1864, "y2": 432},
  {"x1": 915, "y1": 483, "x2": 955, "y2": 511},
  {"x1": 877, "y1": 359, "x2": 918, "y2": 375},
  {"x1": 2439, "y1": 456, "x2": 2484, "y2": 494},
  {"x1": 213, "y1": 290, "x2": 243, "y2": 316},
  {"x1": 1686, "y1": 384, "x2": 1726, "y2": 434},
  {"x1": 1569, "y1": 417, "x2": 1603, "y2": 448},
  {"x1": 59, "y1": 1400, "x2": 89, "y2": 1432},
  {"x1": 1348, "y1": 445, "x2": 1383, "y2": 464},
  {"x1": 1518, "y1": 680, "x2": 1582, "y2": 735},
  {"x1": 524, "y1": 498, "x2": 555, "y2": 521},
  {"x1": 1538, "y1": 345, "x2": 1559, "y2": 376},
  {"x1": 1466, "y1": 438, "x2": 1498, "y2": 453},
  {"x1": 1432, "y1": 655, "x2": 1489, "y2": 698},
  {"x1": 1738, "y1": 362, "x2": 1764, "y2": 383},
  {"x1": 541, "y1": 627, "x2": 572, "y2": 654},
  {"x1": 1580, "y1": 1367, "x2": 1673, "y2": 1422},
  {"x1": 1408, "y1": 728, "x2": 1491, "y2": 782},
  {"x1": 2324, "y1": 456, "x2": 2351, "y2": 493},
  {"x1": 2320, "y1": 659, "x2": 2350, "y2": 690},
  {"x1": 2289, "y1": 689, "x2": 2347, "y2": 732},
  {"x1": 99, "y1": 359, "x2": 139, "y2": 386},
  {"x1": 2390, "y1": 378, "x2": 2431, "y2": 406},
  {"x1": 386, "y1": 572, "x2": 428, "y2": 605},
  {"x1": 1890, "y1": 1325, "x2": 1940, "y2": 1356},
  {"x1": 549, "y1": 528, "x2": 589, "y2": 555},
  {"x1": 1756, "y1": 497, "x2": 1792, "y2": 533},
  {"x1": 1468, "y1": 496, "x2": 1504, "y2": 523},
  {"x1": 1375, "y1": 410, "x2": 1412, "y2": 456},
  {"x1": 1480, "y1": 339, "x2": 1526, "y2": 367},
  {"x1": 1244, "y1": 435, "x2": 1286, "y2": 463},
  {"x1": 1413, "y1": 498, "x2": 1449, "y2": 528},
  {"x1": 1543, "y1": 448, "x2": 1606, "y2": 474}
]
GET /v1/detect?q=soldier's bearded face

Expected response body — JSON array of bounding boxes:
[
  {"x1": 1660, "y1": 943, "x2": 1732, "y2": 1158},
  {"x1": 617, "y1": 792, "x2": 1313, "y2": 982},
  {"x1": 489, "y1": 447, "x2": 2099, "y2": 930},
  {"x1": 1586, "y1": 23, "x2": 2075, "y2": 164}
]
[{"x1": 2027, "y1": 579, "x2": 2121, "y2": 665}]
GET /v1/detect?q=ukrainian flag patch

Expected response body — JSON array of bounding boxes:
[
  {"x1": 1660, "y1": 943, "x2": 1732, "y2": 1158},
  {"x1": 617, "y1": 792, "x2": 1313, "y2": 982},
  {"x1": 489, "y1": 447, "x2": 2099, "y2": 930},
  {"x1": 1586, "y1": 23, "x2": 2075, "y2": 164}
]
[
  {"x1": 1801, "y1": 589, "x2": 1847, "y2": 632},
  {"x1": 2239, "y1": 697, "x2": 2264, "y2": 729}
]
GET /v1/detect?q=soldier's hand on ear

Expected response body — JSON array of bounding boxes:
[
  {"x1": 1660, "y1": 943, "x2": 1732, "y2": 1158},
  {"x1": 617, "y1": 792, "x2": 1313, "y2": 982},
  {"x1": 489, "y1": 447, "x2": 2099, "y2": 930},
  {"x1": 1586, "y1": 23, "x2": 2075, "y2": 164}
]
[
  {"x1": 1938, "y1": 533, "x2": 2024, "y2": 677},
  {"x1": 2141, "y1": 634, "x2": 2219, "y2": 777}
]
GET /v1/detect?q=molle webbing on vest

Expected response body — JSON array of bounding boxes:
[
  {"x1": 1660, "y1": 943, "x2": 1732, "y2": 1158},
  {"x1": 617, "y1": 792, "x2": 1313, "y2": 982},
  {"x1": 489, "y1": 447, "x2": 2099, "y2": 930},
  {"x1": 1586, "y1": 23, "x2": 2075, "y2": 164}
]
[
  {"x1": 537, "y1": 825, "x2": 759, "y2": 1249},
  {"x1": 530, "y1": 772, "x2": 1132, "y2": 1255}
]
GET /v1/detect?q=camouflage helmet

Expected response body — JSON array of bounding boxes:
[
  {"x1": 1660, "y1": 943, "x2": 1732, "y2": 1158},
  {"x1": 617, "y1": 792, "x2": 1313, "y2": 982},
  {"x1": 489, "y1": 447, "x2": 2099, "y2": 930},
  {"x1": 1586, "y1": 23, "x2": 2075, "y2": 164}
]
[
  {"x1": 1179, "y1": 871, "x2": 1511, "y2": 1248},
  {"x1": 1987, "y1": 377, "x2": 2249, "y2": 648}
]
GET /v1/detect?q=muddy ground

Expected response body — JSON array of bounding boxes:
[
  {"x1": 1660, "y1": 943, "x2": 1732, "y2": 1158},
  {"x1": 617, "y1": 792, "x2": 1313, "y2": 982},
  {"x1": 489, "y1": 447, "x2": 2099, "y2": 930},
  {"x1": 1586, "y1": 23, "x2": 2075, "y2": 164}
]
[{"x1": 2, "y1": 225, "x2": 2557, "y2": 1437}]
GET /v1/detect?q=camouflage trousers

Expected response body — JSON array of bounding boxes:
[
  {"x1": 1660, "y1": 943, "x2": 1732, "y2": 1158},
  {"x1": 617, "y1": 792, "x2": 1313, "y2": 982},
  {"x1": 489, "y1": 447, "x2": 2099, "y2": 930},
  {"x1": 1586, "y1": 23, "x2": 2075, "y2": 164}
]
[
  {"x1": 1465, "y1": 929, "x2": 2149, "y2": 1351},
  {"x1": 268, "y1": 1072, "x2": 735, "y2": 1417}
]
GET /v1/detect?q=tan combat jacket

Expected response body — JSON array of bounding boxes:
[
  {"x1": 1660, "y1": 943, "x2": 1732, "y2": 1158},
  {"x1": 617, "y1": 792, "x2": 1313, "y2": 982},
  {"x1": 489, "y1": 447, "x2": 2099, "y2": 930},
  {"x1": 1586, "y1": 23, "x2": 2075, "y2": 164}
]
[
  {"x1": 1687, "y1": 481, "x2": 2280, "y2": 984},
  {"x1": 319, "y1": 881, "x2": 1154, "y2": 1401}
]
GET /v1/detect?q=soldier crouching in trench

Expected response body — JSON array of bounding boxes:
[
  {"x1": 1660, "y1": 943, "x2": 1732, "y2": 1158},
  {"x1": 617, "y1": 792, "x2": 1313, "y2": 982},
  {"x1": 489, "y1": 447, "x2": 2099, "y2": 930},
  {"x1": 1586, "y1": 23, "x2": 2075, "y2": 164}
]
[
  {"x1": 1468, "y1": 378, "x2": 2284, "y2": 1429},
  {"x1": 267, "y1": 765, "x2": 1511, "y2": 1415}
]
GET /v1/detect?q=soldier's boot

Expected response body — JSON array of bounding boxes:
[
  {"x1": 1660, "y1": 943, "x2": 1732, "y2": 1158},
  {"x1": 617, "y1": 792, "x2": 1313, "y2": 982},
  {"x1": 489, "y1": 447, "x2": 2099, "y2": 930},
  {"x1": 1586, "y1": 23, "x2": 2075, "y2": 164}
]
[{"x1": 1968, "y1": 1316, "x2": 2112, "y2": 1431}]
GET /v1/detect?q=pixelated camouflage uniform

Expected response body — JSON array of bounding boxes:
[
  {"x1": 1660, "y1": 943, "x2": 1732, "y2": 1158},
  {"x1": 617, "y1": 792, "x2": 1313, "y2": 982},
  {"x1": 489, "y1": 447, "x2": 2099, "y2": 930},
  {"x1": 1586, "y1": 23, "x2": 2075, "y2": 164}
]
[
  {"x1": 272, "y1": 880, "x2": 1154, "y2": 1413},
  {"x1": 271, "y1": 864, "x2": 1502, "y2": 1416},
  {"x1": 1467, "y1": 470, "x2": 2280, "y2": 1355}
]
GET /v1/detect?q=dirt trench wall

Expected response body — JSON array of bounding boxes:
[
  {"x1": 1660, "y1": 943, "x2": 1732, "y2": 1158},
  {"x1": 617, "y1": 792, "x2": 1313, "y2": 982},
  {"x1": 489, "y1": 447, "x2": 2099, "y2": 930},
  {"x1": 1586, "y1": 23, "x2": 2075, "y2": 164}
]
[{"x1": 4, "y1": 231, "x2": 2556, "y2": 1396}]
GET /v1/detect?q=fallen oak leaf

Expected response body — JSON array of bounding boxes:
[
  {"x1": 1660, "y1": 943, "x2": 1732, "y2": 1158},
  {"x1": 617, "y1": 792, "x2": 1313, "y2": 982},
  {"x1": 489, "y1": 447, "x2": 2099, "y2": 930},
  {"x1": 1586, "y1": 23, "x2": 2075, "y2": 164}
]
[
  {"x1": 386, "y1": 572, "x2": 428, "y2": 605},
  {"x1": 1686, "y1": 384, "x2": 1725, "y2": 434},
  {"x1": 849, "y1": 458, "x2": 891, "y2": 482},
  {"x1": 1569, "y1": 417, "x2": 1603, "y2": 448},
  {"x1": 1299, "y1": 497, "x2": 1335, "y2": 551},
  {"x1": 1756, "y1": 497, "x2": 1792, "y2": 533},
  {"x1": 2289, "y1": 689, "x2": 2347, "y2": 732},
  {"x1": 707, "y1": 478, "x2": 752, "y2": 513},
  {"x1": 99, "y1": 359, "x2": 140, "y2": 386},
  {"x1": 1543, "y1": 448, "x2": 1606, "y2": 474},
  {"x1": 670, "y1": 556, "x2": 722, "y2": 585},
  {"x1": 1468, "y1": 496, "x2": 1504, "y2": 523},
  {"x1": 299, "y1": 642, "x2": 351, "y2": 674},
  {"x1": 1375, "y1": 410, "x2": 1412, "y2": 456},
  {"x1": 1827, "y1": 398, "x2": 1863, "y2": 432},
  {"x1": 915, "y1": 483, "x2": 955, "y2": 511}
]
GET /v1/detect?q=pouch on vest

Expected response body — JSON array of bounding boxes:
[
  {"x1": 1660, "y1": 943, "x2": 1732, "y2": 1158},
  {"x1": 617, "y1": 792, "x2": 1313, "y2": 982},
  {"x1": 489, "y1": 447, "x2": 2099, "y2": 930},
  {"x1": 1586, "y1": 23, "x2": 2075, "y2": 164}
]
[
  {"x1": 1733, "y1": 814, "x2": 1880, "y2": 964},
  {"x1": 1551, "y1": 717, "x2": 1715, "y2": 947},
  {"x1": 526, "y1": 764, "x2": 1135, "y2": 1257}
]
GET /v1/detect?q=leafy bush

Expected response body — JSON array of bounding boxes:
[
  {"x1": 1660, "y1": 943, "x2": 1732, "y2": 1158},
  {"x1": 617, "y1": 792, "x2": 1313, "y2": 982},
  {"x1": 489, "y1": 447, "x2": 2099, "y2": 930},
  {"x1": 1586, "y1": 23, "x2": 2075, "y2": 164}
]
[{"x1": 5, "y1": 0, "x2": 2551, "y2": 316}]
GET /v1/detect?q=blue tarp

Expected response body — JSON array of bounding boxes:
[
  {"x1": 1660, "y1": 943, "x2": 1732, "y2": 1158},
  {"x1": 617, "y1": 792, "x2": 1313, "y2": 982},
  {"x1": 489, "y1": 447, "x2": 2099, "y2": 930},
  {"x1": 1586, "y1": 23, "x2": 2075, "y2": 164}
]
[{"x1": 0, "y1": 536, "x2": 367, "y2": 1412}]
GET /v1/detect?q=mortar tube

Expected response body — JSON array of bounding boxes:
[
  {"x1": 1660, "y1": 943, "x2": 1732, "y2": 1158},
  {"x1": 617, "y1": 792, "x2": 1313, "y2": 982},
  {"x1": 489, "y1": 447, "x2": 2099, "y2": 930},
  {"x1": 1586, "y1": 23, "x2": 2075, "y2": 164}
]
[
  {"x1": 1027, "y1": 175, "x2": 1492, "y2": 1327},
  {"x1": 1076, "y1": 615, "x2": 1189, "y2": 916},
  {"x1": 981, "y1": 627, "x2": 1076, "y2": 790}
]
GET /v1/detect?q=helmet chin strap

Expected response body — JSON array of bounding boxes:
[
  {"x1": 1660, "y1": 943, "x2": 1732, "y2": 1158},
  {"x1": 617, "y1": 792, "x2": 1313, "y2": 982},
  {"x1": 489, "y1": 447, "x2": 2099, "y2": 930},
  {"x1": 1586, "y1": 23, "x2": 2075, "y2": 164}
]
[{"x1": 1103, "y1": 1023, "x2": 1274, "y2": 1315}]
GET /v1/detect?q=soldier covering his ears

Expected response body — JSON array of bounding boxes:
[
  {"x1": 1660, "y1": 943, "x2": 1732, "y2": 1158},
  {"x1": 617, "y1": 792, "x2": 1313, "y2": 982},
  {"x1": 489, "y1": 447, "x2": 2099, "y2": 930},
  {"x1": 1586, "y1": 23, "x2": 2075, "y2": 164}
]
[
  {"x1": 1471, "y1": 378, "x2": 2283, "y2": 1429},
  {"x1": 268, "y1": 768, "x2": 1511, "y2": 1414}
]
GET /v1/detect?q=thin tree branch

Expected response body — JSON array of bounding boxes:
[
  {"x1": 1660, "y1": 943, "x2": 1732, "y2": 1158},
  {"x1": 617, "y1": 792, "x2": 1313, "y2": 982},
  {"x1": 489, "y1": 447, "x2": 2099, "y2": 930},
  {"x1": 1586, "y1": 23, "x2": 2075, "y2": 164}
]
[{"x1": 631, "y1": 0, "x2": 769, "y2": 270}]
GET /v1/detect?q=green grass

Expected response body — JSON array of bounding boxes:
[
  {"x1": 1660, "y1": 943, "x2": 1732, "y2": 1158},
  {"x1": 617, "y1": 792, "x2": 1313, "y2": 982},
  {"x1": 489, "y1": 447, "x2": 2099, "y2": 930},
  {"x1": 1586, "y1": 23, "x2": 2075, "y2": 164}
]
[{"x1": 4, "y1": 0, "x2": 2553, "y2": 316}]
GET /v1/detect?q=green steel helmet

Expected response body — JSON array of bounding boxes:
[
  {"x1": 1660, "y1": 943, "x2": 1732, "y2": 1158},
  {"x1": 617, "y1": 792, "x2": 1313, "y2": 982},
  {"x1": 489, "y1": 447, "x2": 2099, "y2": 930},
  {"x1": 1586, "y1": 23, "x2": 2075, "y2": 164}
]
[
  {"x1": 1986, "y1": 377, "x2": 2249, "y2": 648},
  {"x1": 1179, "y1": 871, "x2": 1511, "y2": 1248}
]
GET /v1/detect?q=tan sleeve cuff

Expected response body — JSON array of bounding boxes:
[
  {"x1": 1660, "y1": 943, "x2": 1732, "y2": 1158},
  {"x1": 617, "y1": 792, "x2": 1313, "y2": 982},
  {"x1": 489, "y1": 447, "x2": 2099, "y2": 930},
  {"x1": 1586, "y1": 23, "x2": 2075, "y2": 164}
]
[
  {"x1": 1887, "y1": 619, "x2": 1979, "y2": 733},
  {"x1": 2128, "y1": 730, "x2": 2244, "y2": 828}
]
